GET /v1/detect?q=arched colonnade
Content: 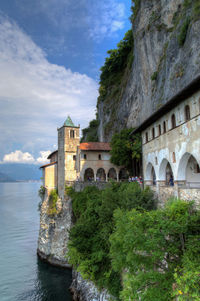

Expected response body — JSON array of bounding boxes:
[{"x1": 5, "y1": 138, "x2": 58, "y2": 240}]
[
  {"x1": 83, "y1": 167, "x2": 128, "y2": 182},
  {"x1": 145, "y1": 152, "x2": 200, "y2": 188}
]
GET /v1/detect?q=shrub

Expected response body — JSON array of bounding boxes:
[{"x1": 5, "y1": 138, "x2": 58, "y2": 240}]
[
  {"x1": 38, "y1": 185, "x2": 45, "y2": 200},
  {"x1": 178, "y1": 17, "x2": 190, "y2": 47},
  {"x1": 151, "y1": 71, "x2": 158, "y2": 81},
  {"x1": 47, "y1": 189, "x2": 58, "y2": 216}
]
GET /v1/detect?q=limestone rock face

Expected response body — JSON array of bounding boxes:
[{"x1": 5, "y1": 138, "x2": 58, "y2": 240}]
[
  {"x1": 70, "y1": 270, "x2": 110, "y2": 301},
  {"x1": 37, "y1": 194, "x2": 73, "y2": 268},
  {"x1": 98, "y1": 0, "x2": 200, "y2": 141}
]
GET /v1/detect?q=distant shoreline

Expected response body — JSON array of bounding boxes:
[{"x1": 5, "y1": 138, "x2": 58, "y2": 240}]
[{"x1": 0, "y1": 180, "x2": 41, "y2": 183}]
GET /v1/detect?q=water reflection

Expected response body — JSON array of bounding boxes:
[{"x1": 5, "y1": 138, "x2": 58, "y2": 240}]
[{"x1": 16, "y1": 258, "x2": 72, "y2": 301}]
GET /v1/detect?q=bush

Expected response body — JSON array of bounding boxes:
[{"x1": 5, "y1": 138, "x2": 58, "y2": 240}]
[
  {"x1": 38, "y1": 185, "x2": 45, "y2": 200},
  {"x1": 178, "y1": 17, "x2": 190, "y2": 46},
  {"x1": 151, "y1": 71, "x2": 158, "y2": 81},
  {"x1": 47, "y1": 189, "x2": 58, "y2": 216}
]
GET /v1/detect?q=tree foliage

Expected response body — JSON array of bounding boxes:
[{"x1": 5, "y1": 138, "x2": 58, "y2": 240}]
[
  {"x1": 98, "y1": 29, "x2": 133, "y2": 104},
  {"x1": 81, "y1": 119, "x2": 99, "y2": 142},
  {"x1": 67, "y1": 182, "x2": 156, "y2": 298},
  {"x1": 110, "y1": 199, "x2": 200, "y2": 300},
  {"x1": 110, "y1": 128, "x2": 141, "y2": 173}
]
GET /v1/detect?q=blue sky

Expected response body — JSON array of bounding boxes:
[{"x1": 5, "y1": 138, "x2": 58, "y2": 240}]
[{"x1": 0, "y1": 0, "x2": 132, "y2": 164}]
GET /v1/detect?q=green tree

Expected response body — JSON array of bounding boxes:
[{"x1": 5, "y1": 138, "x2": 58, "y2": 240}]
[
  {"x1": 110, "y1": 199, "x2": 200, "y2": 300},
  {"x1": 110, "y1": 128, "x2": 141, "y2": 174},
  {"x1": 67, "y1": 182, "x2": 156, "y2": 298}
]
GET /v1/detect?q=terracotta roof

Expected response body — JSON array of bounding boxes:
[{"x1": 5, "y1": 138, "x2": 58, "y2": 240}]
[
  {"x1": 80, "y1": 142, "x2": 111, "y2": 151},
  {"x1": 47, "y1": 150, "x2": 58, "y2": 159},
  {"x1": 40, "y1": 161, "x2": 57, "y2": 169}
]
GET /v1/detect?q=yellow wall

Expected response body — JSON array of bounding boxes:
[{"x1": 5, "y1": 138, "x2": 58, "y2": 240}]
[{"x1": 44, "y1": 163, "x2": 57, "y2": 190}]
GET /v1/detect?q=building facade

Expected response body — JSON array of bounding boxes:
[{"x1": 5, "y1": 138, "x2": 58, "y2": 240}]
[
  {"x1": 41, "y1": 117, "x2": 126, "y2": 198},
  {"x1": 134, "y1": 79, "x2": 200, "y2": 203}
]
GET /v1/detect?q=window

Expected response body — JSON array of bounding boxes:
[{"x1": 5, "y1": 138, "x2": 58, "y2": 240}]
[
  {"x1": 172, "y1": 152, "x2": 176, "y2": 163},
  {"x1": 155, "y1": 157, "x2": 158, "y2": 165},
  {"x1": 98, "y1": 154, "x2": 101, "y2": 160},
  {"x1": 145, "y1": 132, "x2": 148, "y2": 143},
  {"x1": 163, "y1": 121, "x2": 166, "y2": 133},
  {"x1": 185, "y1": 105, "x2": 190, "y2": 121},
  {"x1": 84, "y1": 154, "x2": 87, "y2": 160},
  {"x1": 152, "y1": 128, "x2": 155, "y2": 139},
  {"x1": 171, "y1": 114, "x2": 176, "y2": 129},
  {"x1": 70, "y1": 130, "x2": 75, "y2": 138},
  {"x1": 195, "y1": 164, "x2": 200, "y2": 173},
  {"x1": 158, "y1": 124, "x2": 161, "y2": 136},
  {"x1": 73, "y1": 155, "x2": 76, "y2": 161}
]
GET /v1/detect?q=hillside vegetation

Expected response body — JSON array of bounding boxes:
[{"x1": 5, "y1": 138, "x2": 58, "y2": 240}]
[{"x1": 67, "y1": 184, "x2": 200, "y2": 300}]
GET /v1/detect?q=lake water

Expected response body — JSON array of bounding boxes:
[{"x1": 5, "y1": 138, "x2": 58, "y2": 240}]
[{"x1": 0, "y1": 182, "x2": 72, "y2": 301}]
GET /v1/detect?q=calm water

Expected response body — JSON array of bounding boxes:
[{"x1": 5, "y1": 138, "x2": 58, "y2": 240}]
[{"x1": 0, "y1": 183, "x2": 72, "y2": 301}]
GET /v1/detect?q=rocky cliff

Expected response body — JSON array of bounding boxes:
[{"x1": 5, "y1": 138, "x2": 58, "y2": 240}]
[
  {"x1": 37, "y1": 191, "x2": 109, "y2": 301},
  {"x1": 37, "y1": 193, "x2": 73, "y2": 268},
  {"x1": 98, "y1": 0, "x2": 200, "y2": 141}
]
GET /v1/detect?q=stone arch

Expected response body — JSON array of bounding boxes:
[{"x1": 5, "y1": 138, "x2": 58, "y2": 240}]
[
  {"x1": 84, "y1": 168, "x2": 94, "y2": 181},
  {"x1": 96, "y1": 168, "x2": 106, "y2": 181},
  {"x1": 177, "y1": 153, "x2": 200, "y2": 186},
  {"x1": 108, "y1": 168, "x2": 117, "y2": 180},
  {"x1": 159, "y1": 159, "x2": 174, "y2": 185},
  {"x1": 119, "y1": 168, "x2": 128, "y2": 181},
  {"x1": 145, "y1": 162, "x2": 156, "y2": 185}
]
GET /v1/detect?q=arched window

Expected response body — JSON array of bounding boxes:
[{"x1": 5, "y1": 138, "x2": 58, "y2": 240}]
[
  {"x1": 185, "y1": 105, "x2": 190, "y2": 121},
  {"x1": 172, "y1": 152, "x2": 176, "y2": 163},
  {"x1": 98, "y1": 154, "x2": 101, "y2": 160},
  {"x1": 158, "y1": 124, "x2": 161, "y2": 136},
  {"x1": 171, "y1": 114, "x2": 176, "y2": 129},
  {"x1": 145, "y1": 132, "x2": 148, "y2": 143},
  {"x1": 70, "y1": 130, "x2": 75, "y2": 138},
  {"x1": 152, "y1": 128, "x2": 155, "y2": 139},
  {"x1": 163, "y1": 121, "x2": 166, "y2": 133}
]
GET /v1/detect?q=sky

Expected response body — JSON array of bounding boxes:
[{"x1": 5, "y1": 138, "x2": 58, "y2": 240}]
[{"x1": 0, "y1": 0, "x2": 132, "y2": 165}]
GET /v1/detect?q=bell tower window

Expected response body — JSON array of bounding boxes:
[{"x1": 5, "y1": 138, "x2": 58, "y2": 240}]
[{"x1": 70, "y1": 130, "x2": 75, "y2": 138}]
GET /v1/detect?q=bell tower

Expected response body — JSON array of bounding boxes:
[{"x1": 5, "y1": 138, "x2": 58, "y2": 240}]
[{"x1": 57, "y1": 116, "x2": 80, "y2": 198}]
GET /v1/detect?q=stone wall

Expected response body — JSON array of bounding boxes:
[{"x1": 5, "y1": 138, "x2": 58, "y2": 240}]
[
  {"x1": 179, "y1": 188, "x2": 200, "y2": 206},
  {"x1": 73, "y1": 181, "x2": 109, "y2": 192}
]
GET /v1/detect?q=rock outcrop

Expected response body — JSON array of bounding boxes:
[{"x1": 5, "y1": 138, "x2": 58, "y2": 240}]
[
  {"x1": 37, "y1": 193, "x2": 73, "y2": 268},
  {"x1": 70, "y1": 270, "x2": 110, "y2": 301},
  {"x1": 98, "y1": 0, "x2": 200, "y2": 141}
]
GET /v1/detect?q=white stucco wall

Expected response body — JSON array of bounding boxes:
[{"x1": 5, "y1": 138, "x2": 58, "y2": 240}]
[{"x1": 142, "y1": 90, "x2": 200, "y2": 189}]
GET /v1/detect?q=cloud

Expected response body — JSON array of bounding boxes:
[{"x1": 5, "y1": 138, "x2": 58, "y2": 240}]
[
  {"x1": 88, "y1": 1, "x2": 126, "y2": 40},
  {"x1": 3, "y1": 150, "x2": 35, "y2": 164},
  {"x1": 36, "y1": 151, "x2": 52, "y2": 164},
  {"x1": 2, "y1": 150, "x2": 52, "y2": 165},
  {"x1": 0, "y1": 14, "x2": 98, "y2": 159},
  {"x1": 17, "y1": 0, "x2": 126, "y2": 41}
]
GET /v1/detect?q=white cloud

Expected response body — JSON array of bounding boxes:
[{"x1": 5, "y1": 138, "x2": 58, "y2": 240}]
[
  {"x1": 3, "y1": 150, "x2": 35, "y2": 164},
  {"x1": 2, "y1": 149, "x2": 52, "y2": 165},
  {"x1": 88, "y1": 1, "x2": 126, "y2": 40},
  {"x1": 0, "y1": 15, "x2": 98, "y2": 159},
  {"x1": 17, "y1": 0, "x2": 126, "y2": 41},
  {"x1": 36, "y1": 151, "x2": 51, "y2": 164}
]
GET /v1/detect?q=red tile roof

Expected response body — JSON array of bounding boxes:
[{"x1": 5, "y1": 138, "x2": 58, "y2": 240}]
[
  {"x1": 40, "y1": 161, "x2": 57, "y2": 169},
  {"x1": 80, "y1": 142, "x2": 111, "y2": 151}
]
